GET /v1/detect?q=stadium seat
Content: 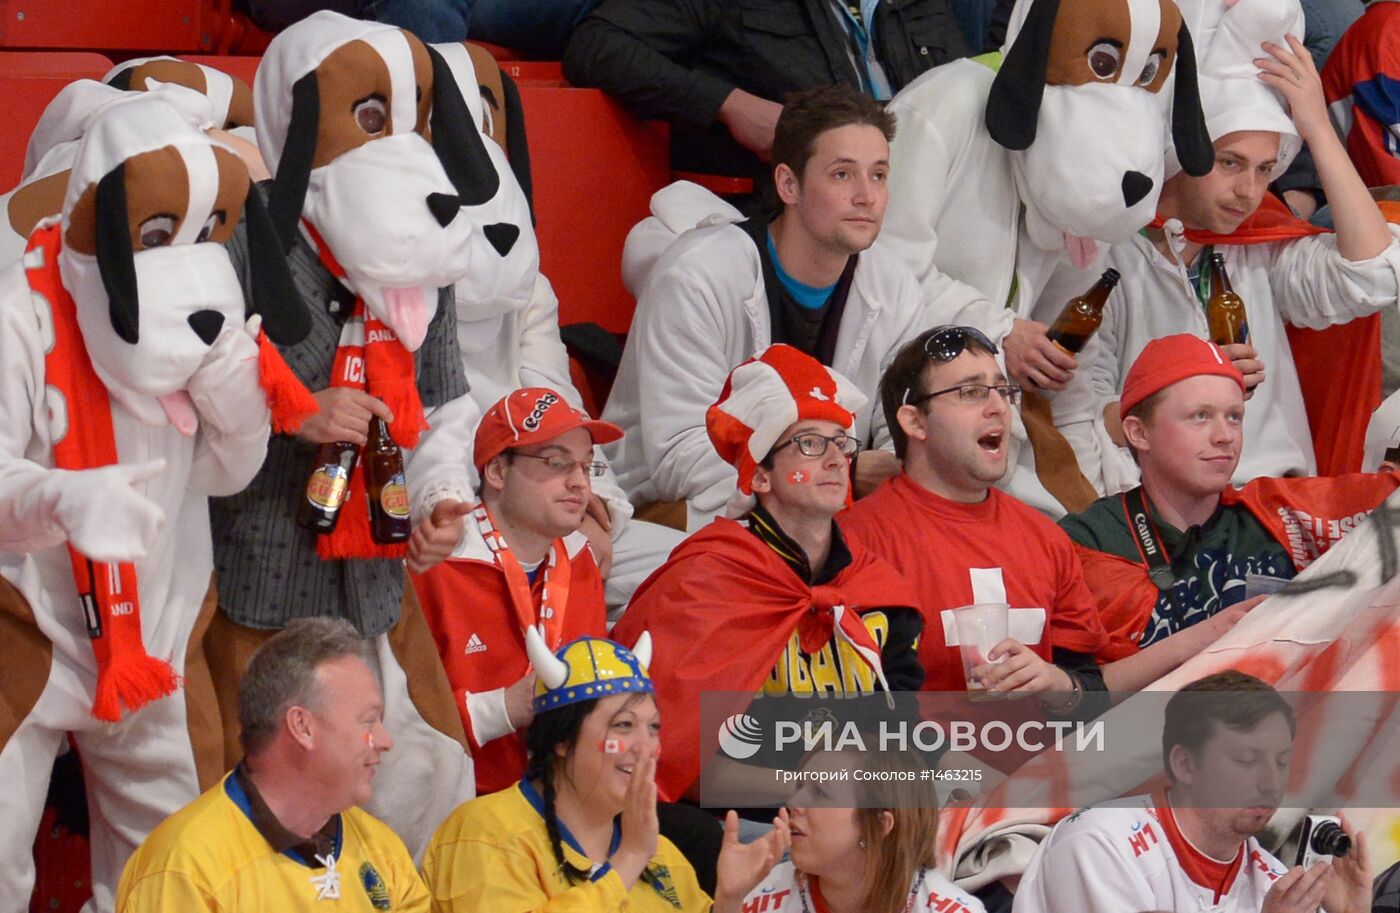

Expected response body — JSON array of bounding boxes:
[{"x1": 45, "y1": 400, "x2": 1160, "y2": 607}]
[
  {"x1": 0, "y1": 51, "x2": 113, "y2": 188},
  {"x1": 518, "y1": 84, "x2": 668, "y2": 336},
  {"x1": 0, "y1": 0, "x2": 268, "y2": 53}
]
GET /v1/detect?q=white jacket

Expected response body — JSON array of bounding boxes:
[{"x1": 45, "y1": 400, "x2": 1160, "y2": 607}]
[
  {"x1": 1047, "y1": 229, "x2": 1400, "y2": 494},
  {"x1": 603, "y1": 220, "x2": 931, "y2": 530}
]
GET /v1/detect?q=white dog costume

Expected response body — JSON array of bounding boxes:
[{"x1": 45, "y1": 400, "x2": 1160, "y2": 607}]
[{"x1": 0, "y1": 95, "x2": 298, "y2": 913}]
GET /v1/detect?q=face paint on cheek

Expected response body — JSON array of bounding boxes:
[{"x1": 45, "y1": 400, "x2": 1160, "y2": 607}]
[
  {"x1": 600, "y1": 738, "x2": 625, "y2": 754},
  {"x1": 788, "y1": 470, "x2": 809, "y2": 484}
]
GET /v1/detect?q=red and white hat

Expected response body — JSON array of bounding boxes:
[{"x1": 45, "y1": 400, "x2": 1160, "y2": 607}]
[
  {"x1": 706, "y1": 345, "x2": 866, "y2": 494},
  {"x1": 1120, "y1": 334, "x2": 1245, "y2": 416},
  {"x1": 475, "y1": 387, "x2": 623, "y2": 473}
]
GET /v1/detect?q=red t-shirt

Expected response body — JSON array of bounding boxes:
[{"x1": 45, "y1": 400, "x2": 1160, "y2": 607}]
[
  {"x1": 840, "y1": 474, "x2": 1106, "y2": 691},
  {"x1": 412, "y1": 531, "x2": 606, "y2": 795}
]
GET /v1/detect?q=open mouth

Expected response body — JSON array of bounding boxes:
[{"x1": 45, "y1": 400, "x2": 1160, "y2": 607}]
[{"x1": 978, "y1": 429, "x2": 1005, "y2": 453}]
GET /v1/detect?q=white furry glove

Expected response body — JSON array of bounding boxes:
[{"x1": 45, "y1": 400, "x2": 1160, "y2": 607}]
[{"x1": 50, "y1": 458, "x2": 167, "y2": 563}]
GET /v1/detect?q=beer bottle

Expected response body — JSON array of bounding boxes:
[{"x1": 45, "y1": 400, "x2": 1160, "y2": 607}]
[
  {"x1": 1046, "y1": 268, "x2": 1121, "y2": 354},
  {"x1": 298, "y1": 441, "x2": 359, "y2": 534},
  {"x1": 1205, "y1": 252, "x2": 1249, "y2": 346},
  {"x1": 364, "y1": 417, "x2": 411, "y2": 544}
]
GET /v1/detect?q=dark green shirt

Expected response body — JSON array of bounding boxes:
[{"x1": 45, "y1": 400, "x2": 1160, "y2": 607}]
[{"x1": 1060, "y1": 491, "x2": 1294, "y2": 648}]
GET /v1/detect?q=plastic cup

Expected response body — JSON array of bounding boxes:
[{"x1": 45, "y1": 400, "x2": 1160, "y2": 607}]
[{"x1": 952, "y1": 603, "x2": 1009, "y2": 699}]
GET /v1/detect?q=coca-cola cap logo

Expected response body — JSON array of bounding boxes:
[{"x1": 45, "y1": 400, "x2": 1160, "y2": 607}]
[{"x1": 521, "y1": 392, "x2": 560, "y2": 432}]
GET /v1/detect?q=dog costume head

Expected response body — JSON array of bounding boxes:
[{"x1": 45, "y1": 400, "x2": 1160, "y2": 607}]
[
  {"x1": 988, "y1": 0, "x2": 1214, "y2": 267},
  {"x1": 256, "y1": 11, "x2": 504, "y2": 351},
  {"x1": 104, "y1": 56, "x2": 255, "y2": 131},
  {"x1": 432, "y1": 41, "x2": 536, "y2": 320},
  {"x1": 56, "y1": 95, "x2": 301, "y2": 431},
  {"x1": 1173, "y1": 0, "x2": 1305, "y2": 179}
]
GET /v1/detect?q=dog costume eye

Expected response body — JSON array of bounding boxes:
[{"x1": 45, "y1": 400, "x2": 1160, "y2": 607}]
[
  {"x1": 195, "y1": 212, "x2": 222, "y2": 243},
  {"x1": 1137, "y1": 51, "x2": 1165, "y2": 86},
  {"x1": 139, "y1": 215, "x2": 176, "y2": 248},
  {"x1": 1087, "y1": 42, "x2": 1121, "y2": 80},
  {"x1": 354, "y1": 96, "x2": 387, "y2": 135}
]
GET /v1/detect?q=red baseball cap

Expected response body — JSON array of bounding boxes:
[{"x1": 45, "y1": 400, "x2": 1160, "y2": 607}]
[
  {"x1": 474, "y1": 387, "x2": 623, "y2": 473},
  {"x1": 1120, "y1": 335, "x2": 1245, "y2": 416}
]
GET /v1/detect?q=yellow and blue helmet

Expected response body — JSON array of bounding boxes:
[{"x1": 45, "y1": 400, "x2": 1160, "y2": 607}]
[{"x1": 526, "y1": 630, "x2": 653, "y2": 714}]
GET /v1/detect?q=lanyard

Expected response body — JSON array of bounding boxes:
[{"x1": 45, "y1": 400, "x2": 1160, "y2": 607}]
[
  {"x1": 474, "y1": 503, "x2": 572, "y2": 649},
  {"x1": 1188, "y1": 243, "x2": 1216, "y2": 310},
  {"x1": 1120, "y1": 487, "x2": 1178, "y2": 591}
]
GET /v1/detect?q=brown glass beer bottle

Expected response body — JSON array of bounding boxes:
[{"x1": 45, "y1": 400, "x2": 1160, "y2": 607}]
[
  {"x1": 297, "y1": 441, "x2": 359, "y2": 534},
  {"x1": 364, "y1": 417, "x2": 411, "y2": 544},
  {"x1": 1046, "y1": 268, "x2": 1121, "y2": 354},
  {"x1": 1206, "y1": 252, "x2": 1249, "y2": 346}
]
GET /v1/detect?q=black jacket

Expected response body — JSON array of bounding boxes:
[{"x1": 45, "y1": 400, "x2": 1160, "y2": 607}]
[{"x1": 563, "y1": 0, "x2": 967, "y2": 177}]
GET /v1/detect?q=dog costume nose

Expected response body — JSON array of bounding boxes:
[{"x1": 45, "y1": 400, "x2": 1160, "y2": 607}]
[
  {"x1": 187, "y1": 310, "x2": 225, "y2": 345},
  {"x1": 1121, "y1": 171, "x2": 1154, "y2": 208},
  {"x1": 427, "y1": 193, "x2": 461, "y2": 227}
]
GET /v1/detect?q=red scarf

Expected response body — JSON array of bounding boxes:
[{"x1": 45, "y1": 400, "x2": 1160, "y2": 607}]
[
  {"x1": 298, "y1": 221, "x2": 428, "y2": 560},
  {"x1": 27, "y1": 222, "x2": 180, "y2": 721},
  {"x1": 1151, "y1": 194, "x2": 1381, "y2": 476},
  {"x1": 611, "y1": 517, "x2": 917, "y2": 800},
  {"x1": 473, "y1": 502, "x2": 571, "y2": 648}
]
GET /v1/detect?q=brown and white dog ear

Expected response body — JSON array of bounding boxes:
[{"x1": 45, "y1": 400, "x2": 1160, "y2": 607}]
[
  {"x1": 242, "y1": 181, "x2": 311, "y2": 345},
  {"x1": 1170, "y1": 21, "x2": 1214, "y2": 178},
  {"x1": 95, "y1": 162, "x2": 140, "y2": 344},
  {"x1": 427, "y1": 44, "x2": 499, "y2": 207},
  {"x1": 267, "y1": 71, "x2": 320, "y2": 252},
  {"x1": 986, "y1": 0, "x2": 1061, "y2": 151}
]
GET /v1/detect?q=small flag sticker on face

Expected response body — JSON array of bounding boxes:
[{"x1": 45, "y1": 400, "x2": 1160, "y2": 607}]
[
  {"x1": 602, "y1": 739, "x2": 623, "y2": 754},
  {"x1": 789, "y1": 470, "x2": 807, "y2": 484}
]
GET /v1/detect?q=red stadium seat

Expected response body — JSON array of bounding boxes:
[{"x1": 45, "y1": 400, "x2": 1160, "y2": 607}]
[
  {"x1": 0, "y1": 51, "x2": 113, "y2": 188},
  {"x1": 518, "y1": 84, "x2": 668, "y2": 336},
  {"x1": 0, "y1": 0, "x2": 270, "y2": 53}
]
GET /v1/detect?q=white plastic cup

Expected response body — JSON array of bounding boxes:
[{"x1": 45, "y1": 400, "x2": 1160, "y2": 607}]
[{"x1": 952, "y1": 602, "x2": 1010, "y2": 698}]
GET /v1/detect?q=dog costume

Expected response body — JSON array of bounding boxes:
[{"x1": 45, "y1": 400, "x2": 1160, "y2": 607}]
[
  {"x1": 1047, "y1": 0, "x2": 1400, "y2": 493},
  {"x1": 3, "y1": 62, "x2": 257, "y2": 270},
  {"x1": 434, "y1": 42, "x2": 685, "y2": 607},
  {"x1": 206, "y1": 11, "x2": 520, "y2": 859},
  {"x1": 0, "y1": 95, "x2": 300, "y2": 913},
  {"x1": 879, "y1": 0, "x2": 1214, "y2": 517}
]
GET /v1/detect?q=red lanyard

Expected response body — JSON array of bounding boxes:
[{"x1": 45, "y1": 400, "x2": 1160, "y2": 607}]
[{"x1": 474, "y1": 503, "x2": 571, "y2": 647}]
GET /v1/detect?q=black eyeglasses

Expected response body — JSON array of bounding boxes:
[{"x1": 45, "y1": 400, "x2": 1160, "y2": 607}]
[
  {"x1": 907, "y1": 383, "x2": 1023, "y2": 408},
  {"x1": 903, "y1": 326, "x2": 1001, "y2": 405},
  {"x1": 770, "y1": 432, "x2": 860, "y2": 459}
]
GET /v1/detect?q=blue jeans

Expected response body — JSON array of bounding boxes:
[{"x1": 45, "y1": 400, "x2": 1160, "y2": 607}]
[{"x1": 246, "y1": 0, "x2": 472, "y2": 42}]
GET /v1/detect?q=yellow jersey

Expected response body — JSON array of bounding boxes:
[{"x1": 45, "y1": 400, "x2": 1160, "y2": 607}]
[
  {"x1": 422, "y1": 781, "x2": 711, "y2": 912},
  {"x1": 117, "y1": 773, "x2": 429, "y2": 912}
]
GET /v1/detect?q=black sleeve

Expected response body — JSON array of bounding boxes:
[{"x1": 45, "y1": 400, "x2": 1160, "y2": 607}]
[
  {"x1": 562, "y1": 0, "x2": 737, "y2": 129},
  {"x1": 881, "y1": 605, "x2": 926, "y2": 692},
  {"x1": 1052, "y1": 647, "x2": 1110, "y2": 721}
]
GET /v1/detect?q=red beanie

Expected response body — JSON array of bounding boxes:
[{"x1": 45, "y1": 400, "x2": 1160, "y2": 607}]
[{"x1": 1120, "y1": 334, "x2": 1245, "y2": 416}]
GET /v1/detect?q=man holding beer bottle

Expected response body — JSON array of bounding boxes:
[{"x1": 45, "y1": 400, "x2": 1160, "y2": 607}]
[{"x1": 1044, "y1": 7, "x2": 1400, "y2": 494}]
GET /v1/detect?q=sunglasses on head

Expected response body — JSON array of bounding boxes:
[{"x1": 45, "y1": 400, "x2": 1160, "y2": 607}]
[{"x1": 902, "y1": 326, "x2": 1000, "y2": 405}]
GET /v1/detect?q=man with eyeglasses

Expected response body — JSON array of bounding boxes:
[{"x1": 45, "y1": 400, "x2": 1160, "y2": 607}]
[
  {"x1": 842, "y1": 327, "x2": 1107, "y2": 709},
  {"x1": 613, "y1": 345, "x2": 923, "y2": 802},
  {"x1": 411, "y1": 388, "x2": 619, "y2": 795}
]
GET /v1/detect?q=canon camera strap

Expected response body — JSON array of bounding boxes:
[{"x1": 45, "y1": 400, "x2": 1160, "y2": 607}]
[{"x1": 1120, "y1": 486, "x2": 1178, "y2": 592}]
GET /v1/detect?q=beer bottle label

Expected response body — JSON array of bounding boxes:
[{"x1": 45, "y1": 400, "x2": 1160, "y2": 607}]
[
  {"x1": 379, "y1": 472, "x2": 410, "y2": 518},
  {"x1": 307, "y1": 464, "x2": 351, "y2": 510}
]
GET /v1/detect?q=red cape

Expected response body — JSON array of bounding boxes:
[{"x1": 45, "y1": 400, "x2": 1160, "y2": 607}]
[
  {"x1": 1154, "y1": 195, "x2": 1385, "y2": 475},
  {"x1": 1077, "y1": 473, "x2": 1400, "y2": 661},
  {"x1": 611, "y1": 517, "x2": 918, "y2": 801}
]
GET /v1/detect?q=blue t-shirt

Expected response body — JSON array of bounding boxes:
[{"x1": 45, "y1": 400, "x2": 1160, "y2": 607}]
[{"x1": 767, "y1": 231, "x2": 837, "y2": 310}]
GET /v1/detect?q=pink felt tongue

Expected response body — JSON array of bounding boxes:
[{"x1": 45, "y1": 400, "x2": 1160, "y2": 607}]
[
  {"x1": 381, "y1": 287, "x2": 428, "y2": 352},
  {"x1": 1065, "y1": 234, "x2": 1099, "y2": 271},
  {"x1": 159, "y1": 391, "x2": 198, "y2": 436}
]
